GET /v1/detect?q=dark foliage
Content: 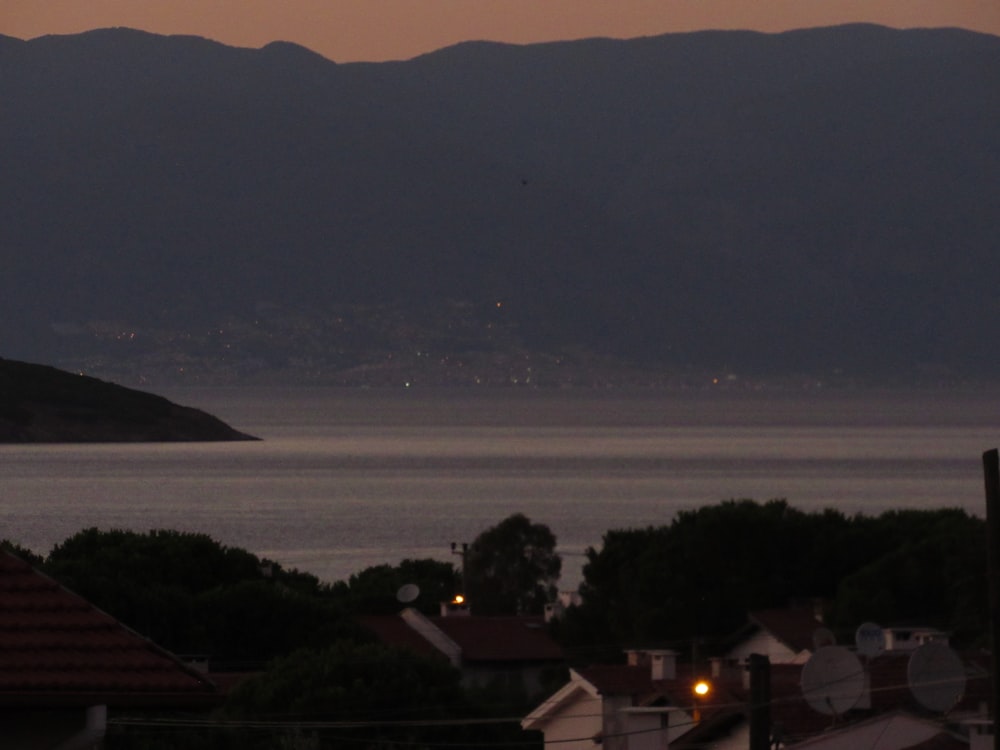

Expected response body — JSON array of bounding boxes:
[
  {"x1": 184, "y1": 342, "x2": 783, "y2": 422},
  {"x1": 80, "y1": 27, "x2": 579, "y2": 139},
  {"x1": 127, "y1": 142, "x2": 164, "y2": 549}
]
[
  {"x1": 217, "y1": 641, "x2": 530, "y2": 749},
  {"x1": 226, "y1": 641, "x2": 464, "y2": 720},
  {"x1": 829, "y1": 509, "x2": 987, "y2": 640},
  {"x1": 558, "y1": 500, "x2": 988, "y2": 659},
  {"x1": 0, "y1": 539, "x2": 45, "y2": 566},
  {"x1": 43, "y1": 528, "x2": 364, "y2": 661},
  {"x1": 464, "y1": 513, "x2": 561, "y2": 615},
  {"x1": 343, "y1": 558, "x2": 460, "y2": 615}
]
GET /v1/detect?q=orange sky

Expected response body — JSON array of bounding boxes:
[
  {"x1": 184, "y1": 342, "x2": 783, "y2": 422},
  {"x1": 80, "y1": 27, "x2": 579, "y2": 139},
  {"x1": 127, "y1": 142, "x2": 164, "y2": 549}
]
[{"x1": 6, "y1": 0, "x2": 1000, "y2": 62}]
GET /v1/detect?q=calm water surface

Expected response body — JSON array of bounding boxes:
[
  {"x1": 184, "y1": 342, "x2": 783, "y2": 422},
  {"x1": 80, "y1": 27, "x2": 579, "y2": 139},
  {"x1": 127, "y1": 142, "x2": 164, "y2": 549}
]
[{"x1": 3, "y1": 388, "x2": 998, "y2": 588}]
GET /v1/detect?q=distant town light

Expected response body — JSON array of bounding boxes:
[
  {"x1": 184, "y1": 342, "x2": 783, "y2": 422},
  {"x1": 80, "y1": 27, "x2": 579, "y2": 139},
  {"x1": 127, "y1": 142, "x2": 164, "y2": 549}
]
[
  {"x1": 693, "y1": 680, "x2": 711, "y2": 697},
  {"x1": 453, "y1": 594, "x2": 465, "y2": 605}
]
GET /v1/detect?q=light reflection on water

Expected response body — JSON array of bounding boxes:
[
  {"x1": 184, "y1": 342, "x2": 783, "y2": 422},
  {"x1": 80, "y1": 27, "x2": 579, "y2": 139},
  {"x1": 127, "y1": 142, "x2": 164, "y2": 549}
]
[{"x1": 2, "y1": 388, "x2": 998, "y2": 588}]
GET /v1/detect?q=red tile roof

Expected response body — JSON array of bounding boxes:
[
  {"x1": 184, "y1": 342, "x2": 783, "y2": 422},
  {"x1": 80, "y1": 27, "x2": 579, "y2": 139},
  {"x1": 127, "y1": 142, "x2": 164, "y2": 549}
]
[
  {"x1": 576, "y1": 663, "x2": 656, "y2": 696},
  {"x1": 358, "y1": 615, "x2": 445, "y2": 660},
  {"x1": 429, "y1": 615, "x2": 564, "y2": 662},
  {"x1": 0, "y1": 551, "x2": 218, "y2": 707},
  {"x1": 361, "y1": 612, "x2": 564, "y2": 663}
]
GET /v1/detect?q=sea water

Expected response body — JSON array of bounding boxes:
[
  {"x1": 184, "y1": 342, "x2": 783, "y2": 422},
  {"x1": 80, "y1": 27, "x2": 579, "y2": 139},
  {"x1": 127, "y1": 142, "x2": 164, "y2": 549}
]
[{"x1": 2, "y1": 388, "x2": 998, "y2": 589}]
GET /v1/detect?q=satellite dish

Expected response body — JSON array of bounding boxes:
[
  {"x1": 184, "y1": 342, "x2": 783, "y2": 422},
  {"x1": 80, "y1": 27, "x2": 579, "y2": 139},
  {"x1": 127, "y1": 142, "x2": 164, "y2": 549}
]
[
  {"x1": 396, "y1": 583, "x2": 420, "y2": 603},
  {"x1": 855, "y1": 622, "x2": 886, "y2": 657},
  {"x1": 800, "y1": 645, "x2": 865, "y2": 716},
  {"x1": 812, "y1": 627, "x2": 837, "y2": 650},
  {"x1": 907, "y1": 641, "x2": 966, "y2": 713}
]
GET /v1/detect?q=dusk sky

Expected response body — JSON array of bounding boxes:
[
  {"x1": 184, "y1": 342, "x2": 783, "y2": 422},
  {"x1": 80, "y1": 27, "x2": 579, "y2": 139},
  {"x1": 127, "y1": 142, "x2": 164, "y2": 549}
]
[{"x1": 7, "y1": 0, "x2": 1000, "y2": 62}]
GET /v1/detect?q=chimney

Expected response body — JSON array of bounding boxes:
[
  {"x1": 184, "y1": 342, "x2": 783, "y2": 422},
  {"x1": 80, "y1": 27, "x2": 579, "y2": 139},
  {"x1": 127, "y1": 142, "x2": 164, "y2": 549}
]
[
  {"x1": 710, "y1": 657, "x2": 723, "y2": 678},
  {"x1": 439, "y1": 596, "x2": 471, "y2": 617},
  {"x1": 650, "y1": 650, "x2": 677, "y2": 681}
]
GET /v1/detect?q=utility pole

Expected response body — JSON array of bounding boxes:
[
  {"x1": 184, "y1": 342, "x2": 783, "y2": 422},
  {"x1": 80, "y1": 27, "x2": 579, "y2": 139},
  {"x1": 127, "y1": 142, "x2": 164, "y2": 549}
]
[
  {"x1": 982, "y1": 449, "x2": 1000, "y2": 750},
  {"x1": 451, "y1": 542, "x2": 468, "y2": 598},
  {"x1": 749, "y1": 653, "x2": 771, "y2": 750}
]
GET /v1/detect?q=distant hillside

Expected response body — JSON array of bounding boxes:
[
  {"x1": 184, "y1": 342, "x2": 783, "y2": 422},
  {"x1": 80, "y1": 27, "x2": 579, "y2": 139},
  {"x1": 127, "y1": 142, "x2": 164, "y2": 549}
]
[
  {"x1": 0, "y1": 358, "x2": 256, "y2": 441},
  {"x1": 2, "y1": 25, "x2": 999, "y2": 383}
]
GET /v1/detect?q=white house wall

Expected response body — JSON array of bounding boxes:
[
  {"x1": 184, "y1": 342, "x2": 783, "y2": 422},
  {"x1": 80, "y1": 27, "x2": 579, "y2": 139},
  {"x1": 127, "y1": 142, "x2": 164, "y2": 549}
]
[
  {"x1": 537, "y1": 690, "x2": 603, "y2": 749},
  {"x1": 603, "y1": 694, "x2": 635, "y2": 750},
  {"x1": 622, "y1": 712, "x2": 668, "y2": 750}
]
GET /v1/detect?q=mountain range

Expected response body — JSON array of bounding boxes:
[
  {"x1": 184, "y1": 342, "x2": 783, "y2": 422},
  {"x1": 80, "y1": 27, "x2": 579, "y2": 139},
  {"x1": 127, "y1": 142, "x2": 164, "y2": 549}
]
[{"x1": 2, "y1": 24, "x2": 999, "y2": 385}]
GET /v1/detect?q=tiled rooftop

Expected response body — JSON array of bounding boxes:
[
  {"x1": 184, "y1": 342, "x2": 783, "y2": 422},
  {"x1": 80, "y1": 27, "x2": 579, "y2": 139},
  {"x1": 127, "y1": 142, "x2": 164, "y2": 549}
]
[
  {"x1": 430, "y1": 615, "x2": 564, "y2": 662},
  {"x1": 576, "y1": 663, "x2": 657, "y2": 696},
  {"x1": 358, "y1": 615, "x2": 445, "y2": 660},
  {"x1": 361, "y1": 611, "x2": 564, "y2": 663},
  {"x1": 0, "y1": 551, "x2": 218, "y2": 707}
]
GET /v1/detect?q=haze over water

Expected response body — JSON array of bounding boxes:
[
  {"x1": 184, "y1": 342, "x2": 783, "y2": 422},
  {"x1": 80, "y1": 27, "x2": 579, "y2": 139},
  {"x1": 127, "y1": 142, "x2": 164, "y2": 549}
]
[{"x1": 3, "y1": 388, "x2": 997, "y2": 588}]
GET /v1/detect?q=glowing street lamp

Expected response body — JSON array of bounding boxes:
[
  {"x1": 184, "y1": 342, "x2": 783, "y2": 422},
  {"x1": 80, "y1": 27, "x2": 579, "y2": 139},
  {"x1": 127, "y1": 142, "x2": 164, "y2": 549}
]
[{"x1": 692, "y1": 679, "x2": 712, "y2": 722}]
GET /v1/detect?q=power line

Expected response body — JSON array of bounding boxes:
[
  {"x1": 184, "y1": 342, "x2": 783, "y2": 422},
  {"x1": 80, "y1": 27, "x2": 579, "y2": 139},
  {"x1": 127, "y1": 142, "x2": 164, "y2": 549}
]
[{"x1": 108, "y1": 665, "x2": 991, "y2": 747}]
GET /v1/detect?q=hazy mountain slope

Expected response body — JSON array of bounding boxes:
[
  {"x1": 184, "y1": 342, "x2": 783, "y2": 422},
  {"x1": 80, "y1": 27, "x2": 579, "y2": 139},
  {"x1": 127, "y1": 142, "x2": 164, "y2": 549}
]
[{"x1": 2, "y1": 25, "x2": 998, "y2": 379}]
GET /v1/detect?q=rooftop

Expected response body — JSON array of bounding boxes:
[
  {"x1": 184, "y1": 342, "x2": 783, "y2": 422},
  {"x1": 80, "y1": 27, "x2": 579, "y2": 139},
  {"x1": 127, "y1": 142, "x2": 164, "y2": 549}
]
[
  {"x1": 361, "y1": 610, "x2": 564, "y2": 663},
  {"x1": 0, "y1": 551, "x2": 218, "y2": 707}
]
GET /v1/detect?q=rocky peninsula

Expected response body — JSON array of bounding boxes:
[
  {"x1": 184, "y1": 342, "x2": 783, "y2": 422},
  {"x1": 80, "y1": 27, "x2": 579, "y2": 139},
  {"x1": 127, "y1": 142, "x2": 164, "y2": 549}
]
[{"x1": 0, "y1": 358, "x2": 256, "y2": 442}]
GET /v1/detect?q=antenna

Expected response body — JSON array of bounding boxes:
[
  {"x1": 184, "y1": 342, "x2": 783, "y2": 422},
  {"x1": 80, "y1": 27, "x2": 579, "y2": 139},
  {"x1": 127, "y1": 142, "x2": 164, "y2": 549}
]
[
  {"x1": 800, "y1": 645, "x2": 865, "y2": 716},
  {"x1": 396, "y1": 583, "x2": 420, "y2": 604},
  {"x1": 907, "y1": 641, "x2": 966, "y2": 713},
  {"x1": 451, "y1": 541, "x2": 469, "y2": 598}
]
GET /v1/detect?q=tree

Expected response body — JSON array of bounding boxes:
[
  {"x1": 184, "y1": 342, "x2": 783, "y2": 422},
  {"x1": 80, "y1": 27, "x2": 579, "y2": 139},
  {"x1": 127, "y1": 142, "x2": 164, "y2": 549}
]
[
  {"x1": 566, "y1": 500, "x2": 828, "y2": 647},
  {"x1": 464, "y1": 513, "x2": 561, "y2": 615},
  {"x1": 828, "y1": 509, "x2": 987, "y2": 642},
  {"x1": 346, "y1": 558, "x2": 459, "y2": 615},
  {"x1": 41, "y1": 528, "x2": 363, "y2": 659},
  {"x1": 198, "y1": 580, "x2": 366, "y2": 661},
  {"x1": 560, "y1": 501, "x2": 989, "y2": 659},
  {"x1": 224, "y1": 641, "x2": 472, "y2": 748},
  {"x1": 0, "y1": 539, "x2": 44, "y2": 566}
]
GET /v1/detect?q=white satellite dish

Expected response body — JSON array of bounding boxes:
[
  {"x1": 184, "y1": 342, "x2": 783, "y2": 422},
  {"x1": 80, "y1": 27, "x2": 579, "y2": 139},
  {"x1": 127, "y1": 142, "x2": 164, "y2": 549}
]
[
  {"x1": 800, "y1": 645, "x2": 865, "y2": 716},
  {"x1": 855, "y1": 622, "x2": 886, "y2": 658},
  {"x1": 396, "y1": 583, "x2": 420, "y2": 603},
  {"x1": 907, "y1": 641, "x2": 966, "y2": 713}
]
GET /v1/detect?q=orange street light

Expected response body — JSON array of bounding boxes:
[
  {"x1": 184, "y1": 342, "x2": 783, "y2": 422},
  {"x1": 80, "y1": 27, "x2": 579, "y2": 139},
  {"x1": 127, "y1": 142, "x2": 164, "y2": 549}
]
[{"x1": 692, "y1": 679, "x2": 712, "y2": 722}]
